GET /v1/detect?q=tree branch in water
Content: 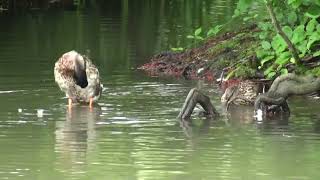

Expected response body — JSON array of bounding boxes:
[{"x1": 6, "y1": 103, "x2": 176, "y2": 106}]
[
  {"x1": 178, "y1": 88, "x2": 218, "y2": 119},
  {"x1": 254, "y1": 73, "x2": 320, "y2": 114}
]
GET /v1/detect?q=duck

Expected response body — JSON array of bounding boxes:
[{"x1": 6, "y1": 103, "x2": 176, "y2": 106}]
[
  {"x1": 54, "y1": 50, "x2": 102, "y2": 108},
  {"x1": 221, "y1": 80, "x2": 268, "y2": 109}
]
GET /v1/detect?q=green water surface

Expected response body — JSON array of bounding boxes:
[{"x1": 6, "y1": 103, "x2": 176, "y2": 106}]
[{"x1": 0, "y1": 1, "x2": 320, "y2": 180}]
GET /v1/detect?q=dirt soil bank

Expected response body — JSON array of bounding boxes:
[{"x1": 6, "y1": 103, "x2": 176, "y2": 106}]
[{"x1": 138, "y1": 25, "x2": 260, "y2": 83}]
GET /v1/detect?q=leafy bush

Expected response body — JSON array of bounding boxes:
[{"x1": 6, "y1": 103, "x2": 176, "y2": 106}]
[{"x1": 234, "y1": 0, "x2": 320, "y2": 78}]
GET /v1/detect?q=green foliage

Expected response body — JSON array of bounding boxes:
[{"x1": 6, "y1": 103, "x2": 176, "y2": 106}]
[
  {"x1": 187, "y1": 25, "x2": 223, "y2": 42},
  {"x1": 306, "y1": 66, "x2": 320, "y2": 76},
  {"x1": 207, "y1": 25, "x2": 223, "y2": 37},
  {"x1": 171, "y1": 47, "x2": 184, "y2": 52},
  {"x1": 233, "y1": 0, "x2": 255, "y2": 17},
  {"x1": 233, "y1": 0, "x2": 320, "y2": 79},
  {"x1": 170, "y1": 0, "x2": 320, "y2": 79},
  {"x1": 187, "y1": 27, "x2": 205, "y2": 41},
  {"x1": 171, "y1": 24, "x2": 223, "y2": 50}
]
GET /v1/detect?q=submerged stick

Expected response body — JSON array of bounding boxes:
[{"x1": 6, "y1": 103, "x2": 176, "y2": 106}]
[{"x1": 178, "y1": 88, "x2": 218, "y2": 119}]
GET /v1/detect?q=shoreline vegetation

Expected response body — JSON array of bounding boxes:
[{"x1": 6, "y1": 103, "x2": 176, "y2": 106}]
[{"x1": 139, "y1": 0, "x2": 320, "y2": 83}]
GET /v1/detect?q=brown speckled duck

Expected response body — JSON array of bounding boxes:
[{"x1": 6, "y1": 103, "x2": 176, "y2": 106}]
[
  {"x1": 221, "y1": 80, "x2": 268, "y2": 108},
  {"x1": 54, "y1": 50, "x2": 102, "y2": 108}
]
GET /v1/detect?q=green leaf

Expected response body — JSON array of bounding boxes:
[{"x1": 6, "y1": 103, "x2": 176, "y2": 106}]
[
  {"x1": 187, "y1": 35, "x2": 195, "y2": 39},
  {"x1": 258, "y1": 22, "x2": 272, "y2": 31},
  {"x1": 171, "y1": 47, "x2": 184, "y2": 52},
  {"x1": 259, "y1": 32, "x2": 268, "y2": 40},
  {"x1": 313, "y1": 50, "x2": 320, "y2": 57},
  {"x1": 306, "y1": 18, "x2": 317, "y2": 35},
  {"x1": 282, "y1": 26, "x2": 293, "y2": 39},
  {"x1": 194, "y1": 27, "x2": 202, "y2": 36},
  {"x1": 243, "y1": 16, "x2": 252, "y2": 21},
  {"x1": 261, "y1": 41, "x2": 271, "y2": 50},
  {"x1": 207, "y1": 25, "x2": 222, "y2": 37},
  {"x1": 297, "y1": 40, "x2": 308, "y2": 56},
  {"x1": 233, "y1": 9, "x2": 241, "y2": 17},
  {"x1": 264, "y1": 66, "x2": 274, "y2": 75},
  {"x1": 195, "y1": 36, "x2": 204, "y2": 40},
  {"x1": 287, "y1": 0, "x2": 296, "y2": 5},
  {"x1": 292, "y1": 25, "x2": 306, "y2": 44},
  {"x1": 288, "y1": 0, "x2": 302, "y2": 8},
  {"x1": 256, "y1": 49, "x2": 268, "y2": 59},
  {"x1": 305, "y1": 5, "x2": 320, "y2": 18},
  {"x1": 280, "y1": 68, "x2": 288, "y2": 75},
  {"x1": 276, "y1": 11, "x2": 284, "y2": 22},
  {"x1": 271, "y1": 35, "x2": 287, "y2": 53},
  {"x1": 275, "y1": 51, "x2": 291, "y2": 65},
  {"x1": 287, "y1": 11, "x2": 297, "y2": 25},
  {"x1": 260, "y1": 55, "x2": 274, "y2": 66},
  {"x1": 302, "y1": 0, "x2": 311, "y2": 5},
  {"x1": 236, "y1": 0, "x2": 254, "y2": 14},
  {"x1": 267, "y1": 71, "x2": 276, "y2": 79},
  {"x1": 307, "y1": 31, "x2": 320, "y2": 50},
  {"x1": 290, "y1": 57, "x2": 296, "y2": 64}
]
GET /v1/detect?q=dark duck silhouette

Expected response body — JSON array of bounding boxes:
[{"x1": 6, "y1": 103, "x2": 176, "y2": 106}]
[{"x1": 54, "y1": 50, "x2": 102, "y2": 108}]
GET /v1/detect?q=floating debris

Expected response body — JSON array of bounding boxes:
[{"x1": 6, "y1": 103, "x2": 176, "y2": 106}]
[{"x1": 18, "y1": 108, "x2": 23, "y2": 113}]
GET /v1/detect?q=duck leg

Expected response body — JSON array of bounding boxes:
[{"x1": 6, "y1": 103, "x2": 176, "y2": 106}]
[
  {"x1": 68, "y1": 98, "x2": 72, "y2": 110},
  {"x1": 89, "y1": 97, "x2": 93, "y2": 109}
]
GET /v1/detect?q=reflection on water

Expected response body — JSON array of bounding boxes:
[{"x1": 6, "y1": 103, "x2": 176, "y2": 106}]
[
  {"x1": 0, "y1": 0, "x2": 320, "y2": 179},
  {"x1": 55, "y1": 106, "x2": 101, "y2": 179}
]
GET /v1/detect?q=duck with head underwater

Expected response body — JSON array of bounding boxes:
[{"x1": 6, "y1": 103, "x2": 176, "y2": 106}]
[{"x1": 54, "y1": 50, "x2": 103, "y2": 109}]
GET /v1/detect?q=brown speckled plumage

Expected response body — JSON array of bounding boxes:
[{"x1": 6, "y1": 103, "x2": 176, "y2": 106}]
[
  {"x1": 221, "y1": 80, "x2": 263, "y2": 105},
  {"x1": 54, "y1": 50, "x2": 102, "y2": 103}
]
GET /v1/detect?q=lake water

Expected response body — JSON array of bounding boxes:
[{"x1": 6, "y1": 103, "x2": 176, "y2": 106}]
[{"x1": 0, "y1": 1, "x2": 320, "y2": 180}]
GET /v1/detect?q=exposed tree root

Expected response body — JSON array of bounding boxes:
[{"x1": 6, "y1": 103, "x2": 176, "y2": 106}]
[
  {"x1": 177, "y1": 88, "x2": 218, "y2": 119},
  {"x1": 254, "y1": 73, "x2": 320, "y2": 115}
]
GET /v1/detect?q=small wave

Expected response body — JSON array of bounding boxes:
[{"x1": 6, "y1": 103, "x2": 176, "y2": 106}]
[{"x1": 0, "y1": 90, "x2": 25, "y2": 94}]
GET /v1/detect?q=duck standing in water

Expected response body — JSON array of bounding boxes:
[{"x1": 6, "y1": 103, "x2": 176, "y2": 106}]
[{"x1": 54, "y1": 50, "x2": 102, "y2": 109}]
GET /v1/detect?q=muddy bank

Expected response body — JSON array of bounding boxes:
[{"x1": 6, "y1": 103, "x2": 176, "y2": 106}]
[{"x1": 138, "y1": 25, "x2": 260, "y2": 82}]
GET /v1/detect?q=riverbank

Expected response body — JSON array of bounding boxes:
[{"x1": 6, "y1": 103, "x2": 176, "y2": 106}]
[{"x1": 138, "y1": 25, "x2": 261, "y2": 82}]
